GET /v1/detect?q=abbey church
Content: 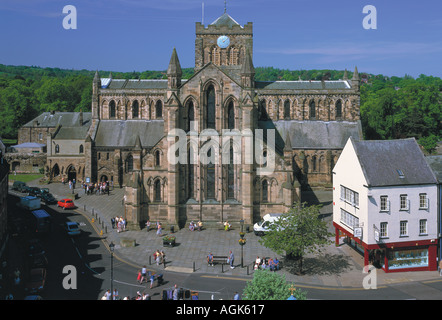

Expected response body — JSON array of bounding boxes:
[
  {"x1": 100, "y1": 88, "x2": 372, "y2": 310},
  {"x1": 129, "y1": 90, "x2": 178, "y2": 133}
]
[{"x1": 16, "y1": 11, "x2": 362, "y2": 229}]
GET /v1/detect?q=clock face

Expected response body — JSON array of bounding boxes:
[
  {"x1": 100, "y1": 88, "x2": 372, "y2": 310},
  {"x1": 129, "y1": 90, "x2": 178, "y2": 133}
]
[{"x1": 217, "y1": 35, "x2": 230, "y2": 49}]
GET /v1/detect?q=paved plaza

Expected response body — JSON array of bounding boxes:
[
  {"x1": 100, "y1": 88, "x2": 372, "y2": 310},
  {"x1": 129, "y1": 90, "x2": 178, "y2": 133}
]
[{"x1": 23, "y1": 180, "x2": 442, "y2": 289}]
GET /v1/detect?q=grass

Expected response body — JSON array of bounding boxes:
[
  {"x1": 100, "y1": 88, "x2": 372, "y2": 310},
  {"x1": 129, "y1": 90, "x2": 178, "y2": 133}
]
[{"x1": 9, "y1": 173, "x2": 44, "y2": 183}]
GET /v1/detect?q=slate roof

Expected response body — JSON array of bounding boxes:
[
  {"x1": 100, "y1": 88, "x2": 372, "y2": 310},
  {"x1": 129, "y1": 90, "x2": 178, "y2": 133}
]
[
  {"x1": 263, "y1": 120, "x2": 362, "y2": 151},
  {"x1": 53, "y1": 126, "x2": 91, "y2": 140},
  {"x1": 256, "y1": 80, "x2": 351, "y2": 91},
  {"x1": 425, "y1": 155, "x2": 442, "y2": 183},
  {"x1": 210, "y1": 13, "x2": 242, "y2": 28},
  {"x1": 11, "y1": 142, "x2": 46, "y2": 148},
  {"x1": 94, "y1": 120, "x2": 164, "y2": 148},
  {"x1": 352, "y1": 138, "x2": 437, "y2": 187},
  {"x1": 23, "y1": 112, "x2": 92, "y2": 128}
]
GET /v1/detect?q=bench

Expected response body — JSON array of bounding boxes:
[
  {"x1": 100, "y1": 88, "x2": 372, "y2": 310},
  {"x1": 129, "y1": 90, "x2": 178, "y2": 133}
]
[{"x1": 209, "y1": 255, "x2": 228, "y2": 265}]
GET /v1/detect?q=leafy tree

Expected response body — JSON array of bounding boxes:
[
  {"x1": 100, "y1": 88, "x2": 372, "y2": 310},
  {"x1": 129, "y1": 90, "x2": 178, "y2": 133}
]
[
  {"x1": 259, "y1": 203, "x2": 333, "y2": 274},
  {"x1": 242, "y1": 270, "x2": 306, "y2": 300}
]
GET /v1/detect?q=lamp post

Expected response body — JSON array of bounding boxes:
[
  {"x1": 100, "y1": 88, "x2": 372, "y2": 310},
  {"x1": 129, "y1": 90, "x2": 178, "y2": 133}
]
[
  {"x1": 109, "y1": 242, "x2": 115, "y2": 300},
  {"x1": 240, "y1": 219, "x2": 245, "y2": 268}
]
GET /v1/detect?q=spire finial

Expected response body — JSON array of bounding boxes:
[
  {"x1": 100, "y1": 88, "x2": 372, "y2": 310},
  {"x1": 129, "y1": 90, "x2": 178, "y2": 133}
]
[{"x1": 224, "y1": 0, "x2": 227, "y2": 13}]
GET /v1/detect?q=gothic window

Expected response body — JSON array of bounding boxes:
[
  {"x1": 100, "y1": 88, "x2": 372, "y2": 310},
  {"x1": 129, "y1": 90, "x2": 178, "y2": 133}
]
[
  {"x1": 309, "y1": 100, "x2": 316, "y2": 119},
  {"x1": 206, "y1": 85, "x2": 216, "y2": 129},
  {"x1": 156, "y1": 100, "x2": 163, "y2": 119},
  {"x1": 187, "y1": 101, "x2": 195, "y2": 132},
  {"x1": 258, "y1": 100, "x2": 267, "y2": 121},
  {"x1": 109, "y1": 100, "x2": 116, "y2": 118},
  {"x1": 55, "y1": 144, "x2": 59, "y2": 154},
  {"x1": 212, "y1": 47, "x2": 221, "y2": 65},
  {"x1": 132, "y1": 100, "x2": 139, "y2": 118},
  {"x1": 312, "y1": 155, "x2": 317, "y2": 172},
  {"x1": 126, "y1": 155, "x2": 133, "y2": 172},
  {"x1": 206, "y1": 148, "x2": 216, "y2": 199},
  {"x1": 284, "y1": 100, "x2": 290, "y2": 120},
  {"x1": 155, "y1": 150, "x2": 161, "y2": 167},
  {"x1": 227, "y1": 101, "x2": 235, "y2": 129},
  {"x1": 188, "y1": 146, "x2": 196, "y2": 199},
  {"x1": 229, "y1": 47, "x2": 239, "y2": 65},
  {"x1": 154, "y1": 179, "x2": 161, "y2": 202},
  {"x1": 262, "y1": 179, "x2": 268, "y2": 202},
  {"x1": 336, "y1": 100, "x2": 342, "y2": 119},
  {"x1": 79, "y1": 145, "x2": 84, "y2": 154},
  {"x1": 227, "y1": 145, "x2": 235, "y2": 199}
]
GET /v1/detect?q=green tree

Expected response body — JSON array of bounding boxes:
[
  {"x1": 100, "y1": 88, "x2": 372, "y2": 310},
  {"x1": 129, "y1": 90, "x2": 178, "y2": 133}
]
[
  {"x1": 242, "y1": 270, "x2": 306, "y2": 300},
  {"x1": 259, "y1": 203, "x2": 333, "y2": 274}
]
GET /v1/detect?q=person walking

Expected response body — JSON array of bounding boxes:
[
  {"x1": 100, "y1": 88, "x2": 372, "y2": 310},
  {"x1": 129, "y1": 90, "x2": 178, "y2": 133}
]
[
  {"x1": 233, "y1": 292, "x2": 240, "y2": 300},
  {"x1": 156, "y1": 222, "x2": 162, "y2": 237},
  {"x1": 140, "y1": 266, "x2": 147, "y2": 284},
  {"x1": 229, "y1": 250, "x2": 235, "y2": 269},
  {"x1": 207, "y1": 253, "x2": 214, "y2": 266},
  {"x1": 145, "y1": 220, "x2": 151, "y2": 232},
  {"x1": 161, "y1": 251, "x2": 166, "y2": 269},
  {"x1": 150, "y1": 274, "x2": 155, "y2": 289}
]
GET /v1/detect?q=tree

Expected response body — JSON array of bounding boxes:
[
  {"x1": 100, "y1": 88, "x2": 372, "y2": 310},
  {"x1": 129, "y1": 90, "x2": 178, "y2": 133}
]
[
  {"x1": 259, "y1": 203, "x2": 333, "y2": 274},
  {"x1": 242, "y1": 270, "x2": 306, "y2": 300}
]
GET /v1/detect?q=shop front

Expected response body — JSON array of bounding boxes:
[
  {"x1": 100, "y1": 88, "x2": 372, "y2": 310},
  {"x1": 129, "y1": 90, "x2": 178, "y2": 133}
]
[{"x1": 334, "y1": 222, "x2": 438, "y2": 273}]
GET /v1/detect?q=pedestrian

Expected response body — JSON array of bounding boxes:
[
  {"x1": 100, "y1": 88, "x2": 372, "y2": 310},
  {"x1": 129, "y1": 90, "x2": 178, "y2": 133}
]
[
  {"x1": 140, "y1": 266, "x2": 147, "y2": 284},
  {"x1": 111, "y1": 217, "x2": 115, "y2": 229},
  {"x1": 112, "y1": 288, "x2": 119, "y2": 300},
  {"x1": 150, "y1": 274, "x2": 155, "y2": 289},
  {"x1": 157, "y1": 222, "x2": 162, "y2": 236},
  {"x1": 224, "y1": 220, "x2": 230, "y2": 231},
  {"x1": 103, "y1": 289, "x2": 111, "y2": 300},
  {"x1": 145, "y1": 220, "x2": 151, "y2": 232},
  {"x1": 137, "y1": 269, "x2": 142, "y2": 283},
  {"x1": 229, "y1": 250, "x2": 235, "y2": 269},
  {"x1": 161, "y1": 251, "x2": 166, "y2": 268},
  {"x1": 207, "y1": 253, "x2": 214, "y2": 266},
  {"x1": 233, "y1": 292, "x2": 240, "y2": 300},
  {"x1": 172, "y1": 284, "x2": 178, "y2": 300}
]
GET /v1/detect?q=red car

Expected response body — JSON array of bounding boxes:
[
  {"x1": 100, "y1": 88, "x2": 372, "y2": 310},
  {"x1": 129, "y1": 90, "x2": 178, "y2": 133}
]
[{"x1": 57, "y1": 199, "x2": 75, "y2": 210}]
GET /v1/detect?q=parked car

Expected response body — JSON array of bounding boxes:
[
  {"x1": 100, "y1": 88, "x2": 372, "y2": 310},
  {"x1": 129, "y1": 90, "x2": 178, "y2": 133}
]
[
  {"x1": 27, "y1": 187, "x2": 42, "y2": 197},
  {"x1": 65, "y1": 221, "x2": 81, "y2": 236},
  {"x1": 57, "y1": 199, "x2": 75, "y2": 210},
  {"x1": 40, "y1": 193, "x2": 57, "y2": 205},
  {"x1": 39, "y1": 188, "x2": 50, "y2": 194},
  {"x1": 21, "y1": 185, "x2": 33, "y2": 194},
  {"x1": 12, "y1": 181, "x2": 26, "y2": 192},
  {"x1": 25, "y1": 268, "x2": 46, "y2": 294},
  {"x1": 28, "y1": 239, "x2": 45, "y2": 257}
]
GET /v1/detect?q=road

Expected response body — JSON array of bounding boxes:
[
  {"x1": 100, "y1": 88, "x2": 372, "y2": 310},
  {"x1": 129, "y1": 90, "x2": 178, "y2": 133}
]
[{"x1": 6, "y1": 193, "x2": 442, "y2": 301}]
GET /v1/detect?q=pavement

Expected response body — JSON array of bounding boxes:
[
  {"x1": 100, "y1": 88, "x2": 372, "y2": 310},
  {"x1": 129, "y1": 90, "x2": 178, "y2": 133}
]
[{"x1": 21, "y1": 180, "x2": 442, "y2": 290}]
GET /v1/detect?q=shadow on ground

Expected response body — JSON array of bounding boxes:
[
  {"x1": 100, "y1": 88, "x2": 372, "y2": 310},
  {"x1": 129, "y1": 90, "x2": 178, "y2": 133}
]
[{"x1": 284, "y1": 252, "x2": 353, "y2": 276}]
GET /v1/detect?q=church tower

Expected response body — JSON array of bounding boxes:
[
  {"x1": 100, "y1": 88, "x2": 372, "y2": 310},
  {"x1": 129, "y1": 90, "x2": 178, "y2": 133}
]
[{"x1": 194, "y1": 10, "x2": 253, "y2": 79}]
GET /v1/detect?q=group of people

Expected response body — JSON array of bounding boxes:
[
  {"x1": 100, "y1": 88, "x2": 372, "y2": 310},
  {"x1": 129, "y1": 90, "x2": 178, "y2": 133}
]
[
  {"x1": 101, "y1": 288, "x2": 151, "y2": 300},
  {"x1": 145, "y1": 220, "x2": 163, "y2": 236},
  {"x1": 153, "y1": 250, "x2": 166, "y2": 268},
  {"x1": 84, "y1": 181, "x2": 111, "y2": 196},
  {"x1": 188, "y1": 221, "x2": 203, "y2": 231},
  {"x1": 254, "y1": 256, "x2": 280, "y2": 271},
  {"x1": 111, "y1": 216, "x2": 127, "y2": 233}
]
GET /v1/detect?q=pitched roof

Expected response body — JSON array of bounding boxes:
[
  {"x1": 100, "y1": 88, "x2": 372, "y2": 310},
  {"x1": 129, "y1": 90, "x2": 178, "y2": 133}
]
[
  {"x1": 210, "y1": 13, "x2": 241, "y2": 28},
  {"x1": 256, "y1": 80, "x2": 351, "y2": 91},
  {"x1": 352, "y1": 138, "x2": 437, "y2": 187},
  {"x1": 94, "y1": 120, "x2": 164, "y2": 148},
  {"x1": 425, "y1": 155, "x2": 442, "y2": 183},
  {"x1": 23, "y1": 112, "x2": 92, "y2": 128}
]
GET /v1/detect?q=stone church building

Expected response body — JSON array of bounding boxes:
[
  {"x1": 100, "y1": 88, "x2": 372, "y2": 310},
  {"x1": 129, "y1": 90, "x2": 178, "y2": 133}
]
[{"x1": 19, "y1": 12, "x2": 362, "y2": 229}]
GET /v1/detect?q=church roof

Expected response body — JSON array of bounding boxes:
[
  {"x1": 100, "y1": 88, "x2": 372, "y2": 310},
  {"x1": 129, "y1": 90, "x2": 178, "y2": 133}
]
[
  {"x1": 266, "y1": 120, "x2": 363, "y2": 150},
  {"x1": 256, "y1": 80, "x2": 351, "y2": 91},
  {"x1": 23, "y1": 112, "x2": 92, "y2": 128},
  {"x1": 94, "y1": 120, "x2": 164, "y2": 148},
  {"x1": 210, "y1": 13, "x2": 242, "y2": 28}
]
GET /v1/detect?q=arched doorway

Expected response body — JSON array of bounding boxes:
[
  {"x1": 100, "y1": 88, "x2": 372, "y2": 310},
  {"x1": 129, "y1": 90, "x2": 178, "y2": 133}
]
[
  {"x1": 100, "y1": 175, "x2": 108, "y2": 182},
  {"x1": 52, "y1": 164, "x2": 60, "y2": 179},
  {"x1": 67, "y1": 165, "x2": 77, "y2": 182}
]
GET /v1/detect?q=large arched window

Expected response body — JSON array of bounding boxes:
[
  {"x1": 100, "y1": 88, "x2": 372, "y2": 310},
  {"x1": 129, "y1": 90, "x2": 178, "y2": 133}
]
[
  {"x1": 309, "y1": 100, "x2": 316, "y2": 119},
  {"x1": 154, "y1": 179, "x2": 161, "y2": 202},
  {"x1": 155, "y1": 150, "x2": 161, "y2": 167},
  {"x1": 284, "y1": 100, "x2": 290, "y2": 120},
  {"x1": 109, "y1": 100, "x2": 116, "y2": 118},
  {"x1": 188, "y1": 146, "x2": 196, "y2": 199},
  {"x1": 206, "y1": 147, "x2": 215, "y2": 199},
  {"x1": 156, "y1": 100, "x2": 163, "y2": 119},
  {"x1": 206, "y1": 85, "x2": 216, "y2": 129},
  {"x1": 227, "y1": 101, "x2": 234, "y2": 129},
  {"x1": 227, "y1": 145, "x2": 235, "y2": 199},
  {"x1": 336, "y1": 100, "x2": 342, "y2": 119},
  {"x1": 262, "y1": 179, "x2": 268, "y2": 202},
  {"x1": 132, "y1": 100, "x2": 139, "y2": 118},
  {"x1": 187, "y1": 101, "x2": 195, "y2": 132},
  {"x1": 126, "y1": 155, "x2": 133, "y2": 172}
]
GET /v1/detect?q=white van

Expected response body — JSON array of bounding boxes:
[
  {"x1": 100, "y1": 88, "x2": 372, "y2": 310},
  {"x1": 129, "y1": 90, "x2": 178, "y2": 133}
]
[{"x1": 253, "y1": 213, "x2": 283, "y2": 236}]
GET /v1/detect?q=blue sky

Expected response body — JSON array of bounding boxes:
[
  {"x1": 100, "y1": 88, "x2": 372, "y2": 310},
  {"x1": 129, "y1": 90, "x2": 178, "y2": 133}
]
[{"x1": 1, "y1": 0, "x2": 441, "y2": 78}]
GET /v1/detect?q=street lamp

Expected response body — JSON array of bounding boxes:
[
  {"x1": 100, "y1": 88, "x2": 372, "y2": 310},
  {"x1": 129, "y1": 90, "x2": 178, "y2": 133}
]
[
  {"x1": 239, "y1": 219, "x2": 245, "y2": 268},
  {"x1": 109, "y1": 242, "x2": 115, "y2": 300}
]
